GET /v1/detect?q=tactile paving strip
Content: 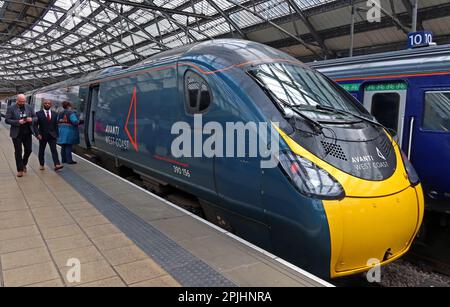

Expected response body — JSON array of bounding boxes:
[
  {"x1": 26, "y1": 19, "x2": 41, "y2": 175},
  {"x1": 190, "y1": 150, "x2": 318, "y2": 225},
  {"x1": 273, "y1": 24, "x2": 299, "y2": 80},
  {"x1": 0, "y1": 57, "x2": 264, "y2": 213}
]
[{"x1": 38, "y1": 145, "x2": 236, "y2": 287}]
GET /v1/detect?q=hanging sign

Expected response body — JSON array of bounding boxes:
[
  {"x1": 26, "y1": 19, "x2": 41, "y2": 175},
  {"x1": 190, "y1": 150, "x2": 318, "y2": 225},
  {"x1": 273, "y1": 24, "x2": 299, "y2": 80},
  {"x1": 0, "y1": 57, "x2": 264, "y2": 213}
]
[{"x1": 408, "y1": 31, "x2": 433, "y2": 49}]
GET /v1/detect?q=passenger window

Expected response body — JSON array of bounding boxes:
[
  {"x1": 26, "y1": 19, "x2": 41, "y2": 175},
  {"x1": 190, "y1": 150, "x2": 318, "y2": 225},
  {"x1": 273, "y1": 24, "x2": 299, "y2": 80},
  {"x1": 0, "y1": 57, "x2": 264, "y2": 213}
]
[
  {"x1": 371, "y1": 93, "x2": 400, "y2": 135},
  {"x1": 185, "y1": 71, "x2": 211, "y2": 114},
  {"x1": 423, "y1": 91, "x2": 450, "y2": 132}
]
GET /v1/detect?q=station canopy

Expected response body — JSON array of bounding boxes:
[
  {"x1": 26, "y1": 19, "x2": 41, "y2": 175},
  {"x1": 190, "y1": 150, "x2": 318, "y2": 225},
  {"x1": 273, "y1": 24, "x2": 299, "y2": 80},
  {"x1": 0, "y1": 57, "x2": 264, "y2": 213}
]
[{"x1": 1, "y1": 0, "x2": 450, "y2": 92}]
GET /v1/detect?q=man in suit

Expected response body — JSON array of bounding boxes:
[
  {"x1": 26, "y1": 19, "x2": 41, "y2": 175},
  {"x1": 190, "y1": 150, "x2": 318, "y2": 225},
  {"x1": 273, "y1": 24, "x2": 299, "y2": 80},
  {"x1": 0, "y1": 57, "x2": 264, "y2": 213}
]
[
  {"x1": 5, "y1": 94, "x2": 36, "y2": 177},
  {"x1": 34, "y1": 99, "x2": 64, "y2": 172}
]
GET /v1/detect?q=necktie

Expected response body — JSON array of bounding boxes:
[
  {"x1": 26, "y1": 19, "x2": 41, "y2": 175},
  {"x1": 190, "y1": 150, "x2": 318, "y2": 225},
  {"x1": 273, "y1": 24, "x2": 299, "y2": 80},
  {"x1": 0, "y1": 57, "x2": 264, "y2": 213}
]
[{"x1": 46, "y1": 111, "x2": 51, "y2": 122}]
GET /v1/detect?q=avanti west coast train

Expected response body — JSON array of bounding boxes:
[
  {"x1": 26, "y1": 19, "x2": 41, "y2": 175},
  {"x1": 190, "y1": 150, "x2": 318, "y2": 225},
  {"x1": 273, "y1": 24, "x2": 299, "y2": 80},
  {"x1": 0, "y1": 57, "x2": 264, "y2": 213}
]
[
  {"x1": 310, "y1": 46, "x2": 450, "y2": 213},
  {"x1": 25, "y1": 39, "x2": 423, "y2": 279},
  {"x1": 0, "y1": 96, "x2": 16, "y2": 118},
  {"x1": 1, "y1": 94, "x2": 35, "y2": 118},
  {"x1": 0, "y1": 99, "x2": 6, "y2": 117}
]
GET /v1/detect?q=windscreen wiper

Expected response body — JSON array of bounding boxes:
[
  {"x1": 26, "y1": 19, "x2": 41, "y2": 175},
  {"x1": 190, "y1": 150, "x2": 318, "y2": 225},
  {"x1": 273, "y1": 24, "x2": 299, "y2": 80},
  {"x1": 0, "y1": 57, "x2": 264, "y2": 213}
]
[
  {"x1": 315, "y1": 104, "x2": 398, "y2": 140},
  {"x1": 316, "y1": 105, "x2": 379, "y2": 128},
  {"x1": 248, "y1": 71, "x2": 324, "y2": 134},
  {"x1": 276, "y1": 98, "x2": 325, "y2": 134}
]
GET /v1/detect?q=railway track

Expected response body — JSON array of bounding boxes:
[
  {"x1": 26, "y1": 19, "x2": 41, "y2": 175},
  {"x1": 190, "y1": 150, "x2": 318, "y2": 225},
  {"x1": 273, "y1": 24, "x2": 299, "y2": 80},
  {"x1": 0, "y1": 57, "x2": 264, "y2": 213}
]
[
  {"x1": 333, "y1": 257, "x2": 450, "y2": 288},
  {"x1": 405, "y1": 252, "x2": 450, "y2": 279},
  {"x1": 406, "y1": 211, "x2": 450, "y2": 281},
  {"x1": 381, "y1": 258, "x2": 450, "y2": 287}
]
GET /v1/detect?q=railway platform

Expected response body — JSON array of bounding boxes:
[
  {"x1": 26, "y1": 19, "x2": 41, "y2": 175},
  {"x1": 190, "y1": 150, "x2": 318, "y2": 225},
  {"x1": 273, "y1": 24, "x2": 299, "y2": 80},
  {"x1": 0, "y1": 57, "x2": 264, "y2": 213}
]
[{"x1": 0, "y1": 123, "x2": 331, "y2": 287}]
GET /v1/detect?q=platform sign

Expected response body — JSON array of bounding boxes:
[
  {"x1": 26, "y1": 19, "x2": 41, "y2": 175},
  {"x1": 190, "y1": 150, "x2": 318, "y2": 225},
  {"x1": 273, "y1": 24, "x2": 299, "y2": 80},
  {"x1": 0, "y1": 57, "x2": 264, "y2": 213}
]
[{"x1": 408, "y1": 31, "x2": 433, "y2": 49}]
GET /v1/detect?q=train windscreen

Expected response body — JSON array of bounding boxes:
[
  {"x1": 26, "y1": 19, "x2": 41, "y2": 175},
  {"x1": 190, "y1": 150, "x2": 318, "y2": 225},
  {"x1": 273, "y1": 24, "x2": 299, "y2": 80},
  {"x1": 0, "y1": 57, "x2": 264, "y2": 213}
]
[{"x1": 248, "y1": 63, "x2": 371, "y2": 122}]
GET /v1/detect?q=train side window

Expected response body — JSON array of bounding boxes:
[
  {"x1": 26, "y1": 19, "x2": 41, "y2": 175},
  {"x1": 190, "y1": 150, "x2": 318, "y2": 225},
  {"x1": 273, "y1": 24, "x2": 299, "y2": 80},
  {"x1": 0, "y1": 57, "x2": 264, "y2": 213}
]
[
  {"x1": 423, "y1": 91, "x2": 450, "y2": 132},
  {"x1": 371, "y1": 93, "x2": 400, "y2": 135},
  {"x1": 185, "y1": 71, "x2": 212, "y2": 114}
]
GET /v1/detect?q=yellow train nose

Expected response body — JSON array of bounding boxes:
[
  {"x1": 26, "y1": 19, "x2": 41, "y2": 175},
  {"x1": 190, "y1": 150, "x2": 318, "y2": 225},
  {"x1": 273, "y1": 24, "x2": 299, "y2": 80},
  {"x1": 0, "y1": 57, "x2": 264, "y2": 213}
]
[
  {"x1": 323, "y1": 184, "x2": 424, "y2": 278},
  {"x1": 277, "y1": 127, "x2": 425, "y2": 278}
]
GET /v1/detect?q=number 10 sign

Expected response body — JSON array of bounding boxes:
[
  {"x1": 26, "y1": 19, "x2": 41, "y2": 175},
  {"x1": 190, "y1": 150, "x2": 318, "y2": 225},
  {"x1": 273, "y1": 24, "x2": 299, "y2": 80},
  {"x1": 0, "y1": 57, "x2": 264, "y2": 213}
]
[{"x1": 408, "y1": 31, "x2": 434, "y2": 49}]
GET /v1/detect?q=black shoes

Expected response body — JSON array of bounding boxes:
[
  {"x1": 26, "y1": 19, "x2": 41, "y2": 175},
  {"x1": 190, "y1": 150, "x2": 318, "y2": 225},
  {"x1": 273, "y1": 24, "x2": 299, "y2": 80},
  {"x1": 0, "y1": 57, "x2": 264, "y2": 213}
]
[{"x1": 62, "y1": 160, "x2": 77, "y2": 164}]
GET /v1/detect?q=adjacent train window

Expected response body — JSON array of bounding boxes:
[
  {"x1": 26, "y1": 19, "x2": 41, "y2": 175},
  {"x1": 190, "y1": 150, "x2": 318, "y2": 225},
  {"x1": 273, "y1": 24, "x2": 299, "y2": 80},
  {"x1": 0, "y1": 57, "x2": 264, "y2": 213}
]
[
  {"x1": 423, "y1": 91, "x2": 450, "y2": 132},
  {"x1": 184, "y1": 71, "x2": 211, "y2": 114},
  {"x1": 371, "y1": 93, "x2": 400, "y2": 134}
]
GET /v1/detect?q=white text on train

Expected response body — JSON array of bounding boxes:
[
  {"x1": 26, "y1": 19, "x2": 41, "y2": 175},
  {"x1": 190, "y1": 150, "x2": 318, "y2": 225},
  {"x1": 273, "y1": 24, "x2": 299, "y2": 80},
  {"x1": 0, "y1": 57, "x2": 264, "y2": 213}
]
[{"x1": 171, "y1": 115, "x2": 280, "y2": 169}]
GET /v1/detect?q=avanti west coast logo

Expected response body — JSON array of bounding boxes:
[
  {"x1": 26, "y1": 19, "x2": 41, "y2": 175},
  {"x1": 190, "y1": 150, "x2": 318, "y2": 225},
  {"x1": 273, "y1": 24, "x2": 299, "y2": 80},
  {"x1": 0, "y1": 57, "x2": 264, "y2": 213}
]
[
  {"x1": 376, "y1": 147, "x2": 386, "y2": 160},
  {"x1": 171, "y1": 114, "x2": 280, "y2": 169}
]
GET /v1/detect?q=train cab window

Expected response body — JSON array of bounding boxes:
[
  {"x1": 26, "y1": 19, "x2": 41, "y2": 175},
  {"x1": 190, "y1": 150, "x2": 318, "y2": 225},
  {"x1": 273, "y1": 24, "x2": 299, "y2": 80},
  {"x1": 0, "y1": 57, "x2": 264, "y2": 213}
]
[
  {"x1": 423, "y1": 92, "x2": 450, "y2": 132},
  {"x1": 371, "y1": 93, "x2": 400, "y2": 135},
  {"x1": 185, "y1": 71, "x2": 211, "y2": 114}
]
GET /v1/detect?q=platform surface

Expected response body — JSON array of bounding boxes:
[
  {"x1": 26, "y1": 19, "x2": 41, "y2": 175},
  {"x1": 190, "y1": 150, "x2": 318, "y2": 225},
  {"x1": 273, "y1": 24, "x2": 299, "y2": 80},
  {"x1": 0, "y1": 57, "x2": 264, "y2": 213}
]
[{"x1": 0, "y1": 123, "x2": 331, "y2": 287}]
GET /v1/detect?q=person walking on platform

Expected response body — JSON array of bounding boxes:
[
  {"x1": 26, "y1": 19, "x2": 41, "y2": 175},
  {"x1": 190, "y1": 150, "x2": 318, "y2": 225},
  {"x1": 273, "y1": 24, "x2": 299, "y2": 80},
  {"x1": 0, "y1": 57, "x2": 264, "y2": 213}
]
[
  {"x1": 5, "y1": 94, "x2": 36, "y2": 177},
  {"x1": 57, "y1": 101, "x2": 79, "y2": 165},
  {"x1": 34, "y1": 99, "x2": 64, "y2": 172}
]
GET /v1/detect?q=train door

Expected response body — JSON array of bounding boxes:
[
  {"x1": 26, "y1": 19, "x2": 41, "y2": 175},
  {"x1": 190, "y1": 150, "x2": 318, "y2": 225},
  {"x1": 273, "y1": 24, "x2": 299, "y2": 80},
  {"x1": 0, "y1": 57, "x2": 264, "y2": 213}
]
[
  {"x1": 178, "y1": 65, "x2": 271, "y2": 249},
  {"x1": 85, "y1": 84, "x2": 100, "y2": 148},
  {"x1": 8, "y1": 98, "x2": 15, "y2": 107},
  {"x1": 411, "y1": 90, "x2": 450, "y2": 205},
  {"x1": 26, "y1": 95, "x2": 33, "y2": 108},
  {"x1": 76, "y1": 87, "x2": 89, "y2": 148},
  {"x1": 176, "y1": 67, "x2": 217, "y2": 199},
  {"x1": 0, "y1": 100, "x2": 4, "y2": 118},
  {"x1": 362, "y1": 82, "x2": 407, "y2": 144}
]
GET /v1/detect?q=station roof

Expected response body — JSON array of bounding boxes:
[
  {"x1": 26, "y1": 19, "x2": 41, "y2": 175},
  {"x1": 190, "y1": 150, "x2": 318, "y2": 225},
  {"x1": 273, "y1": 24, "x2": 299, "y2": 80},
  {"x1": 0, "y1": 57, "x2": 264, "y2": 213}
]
[{"x1": 1, "y1": 0, "x2": 450, "y2": 92}]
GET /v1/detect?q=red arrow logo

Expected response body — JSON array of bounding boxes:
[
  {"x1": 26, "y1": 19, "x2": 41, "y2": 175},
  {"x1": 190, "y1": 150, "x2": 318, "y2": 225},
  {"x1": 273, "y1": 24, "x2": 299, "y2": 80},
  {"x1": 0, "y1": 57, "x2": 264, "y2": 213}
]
[{"x1": 124, "y1": 86, "x2": 139, "y2": 152}]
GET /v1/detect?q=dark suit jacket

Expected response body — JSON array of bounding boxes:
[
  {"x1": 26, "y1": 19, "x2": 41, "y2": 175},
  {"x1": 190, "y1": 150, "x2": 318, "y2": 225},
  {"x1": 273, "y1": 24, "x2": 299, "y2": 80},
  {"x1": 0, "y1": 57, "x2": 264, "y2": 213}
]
[
  {"x1": 5, "y1": 104, "x2": 37, "y2": 139},
  {"x1": 34, "y1": 110, "x2": 59, "y2": 140}
]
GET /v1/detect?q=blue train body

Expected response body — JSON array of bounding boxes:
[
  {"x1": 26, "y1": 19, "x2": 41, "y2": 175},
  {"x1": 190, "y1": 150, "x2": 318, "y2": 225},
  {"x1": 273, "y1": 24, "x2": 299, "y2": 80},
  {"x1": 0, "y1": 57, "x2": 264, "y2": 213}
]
[
  {"x1": 310, "y1": 46, "x2": 450, "y2": 211},
  {"x1": 20, "y1": 39, "x2": 424, "y2": 279}
]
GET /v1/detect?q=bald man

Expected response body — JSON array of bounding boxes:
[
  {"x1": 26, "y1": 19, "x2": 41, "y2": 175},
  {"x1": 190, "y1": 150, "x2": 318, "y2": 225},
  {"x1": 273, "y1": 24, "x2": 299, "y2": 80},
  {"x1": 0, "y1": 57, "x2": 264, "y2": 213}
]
[{"x1": 5, "y1": 94, "x2": 37, "y2": 177}]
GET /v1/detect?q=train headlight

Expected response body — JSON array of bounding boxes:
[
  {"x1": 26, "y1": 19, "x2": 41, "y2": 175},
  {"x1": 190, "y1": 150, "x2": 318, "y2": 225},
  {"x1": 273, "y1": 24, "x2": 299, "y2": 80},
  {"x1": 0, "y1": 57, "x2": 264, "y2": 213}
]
[
  {"x1": 279, "y1": 151, "x2": 345, "y2": 200},
  {"x1": 401, "y1": 151, "x2": 420, "y2": 186}
]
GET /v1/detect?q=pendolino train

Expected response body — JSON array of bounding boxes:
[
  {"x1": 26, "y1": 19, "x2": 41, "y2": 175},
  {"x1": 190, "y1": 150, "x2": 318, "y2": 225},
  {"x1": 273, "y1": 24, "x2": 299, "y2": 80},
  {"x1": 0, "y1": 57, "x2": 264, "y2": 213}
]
[
  {"x1": 0, "y1": 100, "x2": 5, "y2": 118},
  {"x1": 1, "y1": 93, "x2": 35, "y2": 118},
  {"x1": 20, "y1": 39, "x2": 424, "y2": 279},
  {"x1": 310, "y1": 46, "x2": 450, "y2": 214},
  {"x1": 0, "y1": 96, "x2": 16, "y2": 118}
]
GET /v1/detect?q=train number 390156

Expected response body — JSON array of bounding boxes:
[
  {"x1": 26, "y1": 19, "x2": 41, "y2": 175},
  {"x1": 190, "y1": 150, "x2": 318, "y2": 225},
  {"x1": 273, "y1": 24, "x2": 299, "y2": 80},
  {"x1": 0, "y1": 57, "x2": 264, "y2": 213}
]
[{"x1": 173, "y1": 165, "x2": 191, "y2": 178}]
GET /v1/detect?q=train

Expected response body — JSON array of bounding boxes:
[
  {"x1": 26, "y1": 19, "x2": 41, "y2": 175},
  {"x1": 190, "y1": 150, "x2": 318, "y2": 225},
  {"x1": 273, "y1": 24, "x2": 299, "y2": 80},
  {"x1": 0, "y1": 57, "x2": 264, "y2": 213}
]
[
  {"x1": 0, "y1": 100, "x2": 5, "y2": 118},
  {"x1": 0, "y1": 94, "x2": 35, "y2": 117},
  {"x1": 309, "y1": 45, "x2": 450, "y2": 214},
  {"x1": 2, "y1": 39, "x2": 424, "y2": 279},
  {"x1": 1, "y1": 89, "x2": 55, "y2": 118},
  {"x1": 0, "y1": 96, "x2": 15, "y2": 118}
]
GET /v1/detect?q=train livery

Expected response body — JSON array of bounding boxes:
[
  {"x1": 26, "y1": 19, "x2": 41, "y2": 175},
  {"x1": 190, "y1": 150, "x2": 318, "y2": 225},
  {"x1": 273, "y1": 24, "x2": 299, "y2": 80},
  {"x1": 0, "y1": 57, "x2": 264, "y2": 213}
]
[
  {"x1": 310, "y1": 46, "x2": 450, "y2": 213},
  {"x1": 11, "y1": 39, "x2": 423, "y2": 279}
]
